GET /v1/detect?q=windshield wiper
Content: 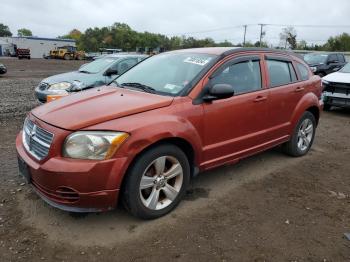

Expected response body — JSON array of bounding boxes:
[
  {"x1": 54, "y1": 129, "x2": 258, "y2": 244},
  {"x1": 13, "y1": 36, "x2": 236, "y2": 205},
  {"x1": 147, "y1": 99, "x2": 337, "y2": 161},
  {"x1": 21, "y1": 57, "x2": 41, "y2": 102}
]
[{"x1": 120, "y1": 82, "x2": 156, "y2": 94}]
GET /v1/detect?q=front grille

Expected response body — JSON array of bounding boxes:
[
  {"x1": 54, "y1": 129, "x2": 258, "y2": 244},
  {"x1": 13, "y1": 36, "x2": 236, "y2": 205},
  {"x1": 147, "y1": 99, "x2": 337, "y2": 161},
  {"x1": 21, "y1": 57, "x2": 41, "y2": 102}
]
[
  {"x1": 38, "y1": 82, "x2": 49, "y2": 91},
  {"x1": 324, "y1": 81, "x2": 350, "y2": 96},
  {"x1": 22, "y1": 118, "x2": 54, "y2": 160}
]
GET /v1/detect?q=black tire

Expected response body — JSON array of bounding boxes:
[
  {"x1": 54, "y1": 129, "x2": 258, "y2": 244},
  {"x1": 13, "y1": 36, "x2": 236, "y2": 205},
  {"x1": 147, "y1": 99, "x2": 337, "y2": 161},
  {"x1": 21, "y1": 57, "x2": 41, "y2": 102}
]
[
  {"x1": 122, "y1": 144, "x2": 190, "y2": 219},
  {"x1": 323, "y1": 103, "x2": 331, "y2": 111},
  {"x1": 63, "y1": 54, "x2": 71, "y2": 60},
  {"x1": 283, "y1": 111, "x2": 316, "y2": 157}
]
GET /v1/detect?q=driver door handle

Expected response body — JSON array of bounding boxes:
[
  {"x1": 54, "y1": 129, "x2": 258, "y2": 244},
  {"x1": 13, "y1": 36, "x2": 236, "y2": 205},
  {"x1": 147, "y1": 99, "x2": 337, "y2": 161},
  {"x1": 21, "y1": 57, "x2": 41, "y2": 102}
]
[{"x1": 253, "y1": 95, "x2": 267, "y2": 102}]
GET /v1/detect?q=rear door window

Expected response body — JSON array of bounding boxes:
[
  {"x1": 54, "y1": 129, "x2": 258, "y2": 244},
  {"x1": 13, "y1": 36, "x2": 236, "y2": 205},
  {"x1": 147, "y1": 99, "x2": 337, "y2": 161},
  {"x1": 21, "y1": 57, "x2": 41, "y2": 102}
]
[{"x1": 266, "y1": 60, "x2": 296, "y2": 87}]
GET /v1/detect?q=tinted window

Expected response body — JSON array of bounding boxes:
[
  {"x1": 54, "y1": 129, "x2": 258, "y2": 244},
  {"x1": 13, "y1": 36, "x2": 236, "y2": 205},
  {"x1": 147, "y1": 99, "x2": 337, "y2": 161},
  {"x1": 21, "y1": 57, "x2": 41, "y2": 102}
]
[
  {"x1": 328, "y1": 54, "x2": 338, "y2": 62},
  {"x1": 337, "y1": 54, "x2": 345, "y2": 63},
  {"x1": 267, "y1": 60, "x2": 296, "y2": 87},
  {"x1": 211, "y1": 60, "x2": 262, "y2": 95},
  {"x1": 304, "y1": 54, "x2": 328, "y2": 64},
  {"x1": 296, "y1": 63, "x2": 310, "y2": 81},
  {"x1": 79, "y1": 57, "x2": 119, "y2": 74}
]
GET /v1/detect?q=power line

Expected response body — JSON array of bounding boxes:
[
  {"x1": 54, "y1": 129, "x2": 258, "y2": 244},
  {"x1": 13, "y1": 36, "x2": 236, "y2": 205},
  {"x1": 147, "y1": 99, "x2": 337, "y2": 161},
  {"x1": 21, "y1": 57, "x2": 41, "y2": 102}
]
[
  {"x1": 265, "y1": 23, "x2": 350, "y2": 28},
  {"x1": 171, "y1": 24, "x2": 254, "y2": 35}
]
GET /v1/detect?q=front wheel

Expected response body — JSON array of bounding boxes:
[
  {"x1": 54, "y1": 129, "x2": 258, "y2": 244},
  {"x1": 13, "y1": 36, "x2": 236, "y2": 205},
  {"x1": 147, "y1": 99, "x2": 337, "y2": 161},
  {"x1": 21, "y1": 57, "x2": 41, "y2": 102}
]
[
  {"x1": 122, "y1": 144, "x2": 190, "y2": 219},
  {"x1": 283, "y1": 111, "x2": 316, "y2": 157}
]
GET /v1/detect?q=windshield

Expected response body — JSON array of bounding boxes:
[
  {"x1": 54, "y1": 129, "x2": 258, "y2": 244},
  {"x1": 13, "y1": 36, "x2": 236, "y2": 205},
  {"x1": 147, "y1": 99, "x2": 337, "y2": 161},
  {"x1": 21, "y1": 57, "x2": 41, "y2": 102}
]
[
  {"x1": 340, "y1": 63, "x2": 350, "y2": 73},
  {"x1": 79, "y1": 57, "x2": 119, "y2": 74},
  {"x1": 113, "y1": 52, "x2": 217, "y2": 95},
  {"x1": 304, "y1": 54, "x2": 328, "y2": 64}
]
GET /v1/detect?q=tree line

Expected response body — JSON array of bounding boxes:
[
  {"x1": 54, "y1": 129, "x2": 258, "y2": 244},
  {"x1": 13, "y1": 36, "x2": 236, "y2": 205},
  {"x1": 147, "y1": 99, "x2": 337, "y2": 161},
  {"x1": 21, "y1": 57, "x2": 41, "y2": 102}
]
[{"x1": 1, "y1": 22, "x2": 350, "y2": 52}]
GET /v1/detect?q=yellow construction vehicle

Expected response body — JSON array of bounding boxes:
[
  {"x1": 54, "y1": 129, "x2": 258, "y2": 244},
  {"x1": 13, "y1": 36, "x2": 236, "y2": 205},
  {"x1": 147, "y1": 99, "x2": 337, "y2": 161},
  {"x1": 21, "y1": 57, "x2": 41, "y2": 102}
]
[{"x1": 49, "y1": 46, "x2": 85, "y2": 60}]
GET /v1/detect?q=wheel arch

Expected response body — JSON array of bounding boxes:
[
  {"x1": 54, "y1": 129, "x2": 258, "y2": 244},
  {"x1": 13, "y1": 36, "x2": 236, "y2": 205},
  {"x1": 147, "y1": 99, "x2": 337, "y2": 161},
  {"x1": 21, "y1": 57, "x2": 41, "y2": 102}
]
[
  {"x1": 306, "y1": 105, "x2": 320, "y2": 126},
  {"x1": 290, "y1": 92, "x2": 320, "y2": 128},
  {"x1": 118, "y1": 136, "x2": 197, "y2": 204}
]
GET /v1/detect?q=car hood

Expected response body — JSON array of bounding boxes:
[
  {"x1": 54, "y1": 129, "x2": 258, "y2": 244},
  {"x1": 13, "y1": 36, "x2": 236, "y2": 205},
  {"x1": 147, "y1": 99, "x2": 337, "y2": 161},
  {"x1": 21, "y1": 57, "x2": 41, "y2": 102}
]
[
  {"x1": 32, "y1": 86, "x2": 174, "y2": 130},
  {"x1": 323, "y1": 72, "x2": 350, "y2": 84},
  {"x1": 42, "y1": 71, "x2": 104, "y2": 89}
]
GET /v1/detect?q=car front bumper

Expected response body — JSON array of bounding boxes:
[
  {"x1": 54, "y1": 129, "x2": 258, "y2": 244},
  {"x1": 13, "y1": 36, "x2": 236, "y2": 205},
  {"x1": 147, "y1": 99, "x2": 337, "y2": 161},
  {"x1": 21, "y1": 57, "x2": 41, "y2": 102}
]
[
  {"x1": 323, "y1": 92, "x2": 350, "y2": 107},
  {"x1": 16, "y1": 130, "x2": 129, "y2": 212}
]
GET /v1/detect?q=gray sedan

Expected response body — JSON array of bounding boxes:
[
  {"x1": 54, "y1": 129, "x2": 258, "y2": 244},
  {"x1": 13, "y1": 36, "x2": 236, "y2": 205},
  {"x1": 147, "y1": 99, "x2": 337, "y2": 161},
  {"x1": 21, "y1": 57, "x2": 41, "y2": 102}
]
[{"x1": 35, "y1": 54, "x2": 147, "y2": 103}]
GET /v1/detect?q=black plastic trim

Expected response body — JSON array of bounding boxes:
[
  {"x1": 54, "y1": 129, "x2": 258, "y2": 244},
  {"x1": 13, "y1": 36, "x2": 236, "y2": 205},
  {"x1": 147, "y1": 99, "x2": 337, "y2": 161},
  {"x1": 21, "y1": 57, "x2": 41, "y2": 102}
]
[{"x1": 264, "y1": 55, "x2": 292, "y2": 62}]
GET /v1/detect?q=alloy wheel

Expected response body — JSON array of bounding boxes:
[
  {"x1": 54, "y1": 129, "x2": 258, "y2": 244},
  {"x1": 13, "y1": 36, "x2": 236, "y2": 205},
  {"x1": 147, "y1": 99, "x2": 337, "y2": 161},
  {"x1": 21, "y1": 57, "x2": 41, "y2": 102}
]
[
  {"x1": 297, "y1": 118, "x2": 314, "y2": 152},
  {"x1": 139, "y1": 156, "x2": 183, "y2": 210}
]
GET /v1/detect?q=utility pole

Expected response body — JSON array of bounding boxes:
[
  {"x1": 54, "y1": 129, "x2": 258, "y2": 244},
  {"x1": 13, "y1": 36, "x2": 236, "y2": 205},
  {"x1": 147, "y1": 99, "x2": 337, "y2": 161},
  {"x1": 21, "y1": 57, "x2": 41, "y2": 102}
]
[
  {"x1": 243, "y1": 25, "x2": 247, "y2": 47},
  {"x1": 259, "y1": 23, "x2": 264, "y2": 47}
]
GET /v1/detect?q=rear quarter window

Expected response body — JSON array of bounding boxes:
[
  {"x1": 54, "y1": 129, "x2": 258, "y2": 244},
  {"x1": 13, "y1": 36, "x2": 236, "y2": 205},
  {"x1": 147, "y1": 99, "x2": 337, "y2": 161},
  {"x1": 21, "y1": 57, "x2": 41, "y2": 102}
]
[{"x1": 296, "y1": 63, "x2": 310, "y2": 81}]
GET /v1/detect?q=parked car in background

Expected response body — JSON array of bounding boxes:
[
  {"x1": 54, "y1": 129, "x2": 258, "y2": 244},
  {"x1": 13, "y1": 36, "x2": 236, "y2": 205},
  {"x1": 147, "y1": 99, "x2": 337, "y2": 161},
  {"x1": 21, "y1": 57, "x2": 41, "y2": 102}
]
[
  {"x1": 35, "y1": 54, "x2": 147, "y2": 103},
  {"x1": 304, "y1": 53, "x2": 346, "y2": 77},
  {"x1": 0, "y1": 63, "x2": 7, "y2": 74},
  {"x1": 17, "y1": 47, "x2": 323, "y2": 219},
  {"x1": 322, "y1": 62, "x2": 350, "y2": 110}
]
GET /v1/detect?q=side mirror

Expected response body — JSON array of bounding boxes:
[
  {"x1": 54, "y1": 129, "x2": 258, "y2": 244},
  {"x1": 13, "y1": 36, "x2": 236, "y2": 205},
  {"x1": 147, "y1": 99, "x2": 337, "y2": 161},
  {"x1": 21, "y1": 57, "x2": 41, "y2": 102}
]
[
  {"x1": 104, "y1": 68, "x2": 119, "y2": 76},
  {"x1": 203, "y1": 84, "x2": 235, "y2": 102}
]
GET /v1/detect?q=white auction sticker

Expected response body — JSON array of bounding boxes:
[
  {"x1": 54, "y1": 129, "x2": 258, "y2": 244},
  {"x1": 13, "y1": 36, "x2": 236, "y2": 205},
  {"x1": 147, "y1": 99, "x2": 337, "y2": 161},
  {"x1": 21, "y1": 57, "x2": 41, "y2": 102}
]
[{"x1": 184, "y1": 57, "x2": 211, "y2": 66}]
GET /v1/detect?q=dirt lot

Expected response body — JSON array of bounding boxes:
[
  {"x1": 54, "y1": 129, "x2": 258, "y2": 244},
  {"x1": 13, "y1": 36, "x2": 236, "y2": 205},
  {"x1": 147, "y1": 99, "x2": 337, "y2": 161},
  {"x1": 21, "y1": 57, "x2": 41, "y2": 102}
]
[{"x1": 0, "y1": 58, "x2": 350, "y2": 262}]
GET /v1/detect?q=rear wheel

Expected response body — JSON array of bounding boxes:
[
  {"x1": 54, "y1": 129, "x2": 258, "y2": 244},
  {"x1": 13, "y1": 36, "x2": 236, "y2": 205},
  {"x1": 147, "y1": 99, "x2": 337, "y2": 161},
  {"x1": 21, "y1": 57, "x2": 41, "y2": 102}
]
[
  {"x1": 123, "y1": 144, "x2": 190, "y2": 219},
  {"x1": 283, "y1": 111, "x2": 316, "y2": 157}
]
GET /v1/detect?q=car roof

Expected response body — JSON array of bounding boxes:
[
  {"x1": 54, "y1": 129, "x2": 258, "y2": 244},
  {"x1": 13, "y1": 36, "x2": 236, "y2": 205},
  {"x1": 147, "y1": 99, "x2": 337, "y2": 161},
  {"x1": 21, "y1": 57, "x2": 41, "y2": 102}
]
[{"x1": 167, "y1": 47, "x2": 303, "y2": 59}]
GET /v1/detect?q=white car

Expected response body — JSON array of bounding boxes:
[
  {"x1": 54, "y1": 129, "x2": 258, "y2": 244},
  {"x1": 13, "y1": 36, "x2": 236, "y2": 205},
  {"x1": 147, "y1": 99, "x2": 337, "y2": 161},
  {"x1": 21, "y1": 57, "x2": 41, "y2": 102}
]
[{"x1": 322, "y1": 62, "x2": 350, "y2": 110}]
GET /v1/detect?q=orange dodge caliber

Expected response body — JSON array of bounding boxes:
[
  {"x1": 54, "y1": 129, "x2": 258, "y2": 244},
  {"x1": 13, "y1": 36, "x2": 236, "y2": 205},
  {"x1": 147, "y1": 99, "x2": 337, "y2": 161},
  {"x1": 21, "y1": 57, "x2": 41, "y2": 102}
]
[{"x1": 16, "y1": 48, "x2": 323, "y2": 219}]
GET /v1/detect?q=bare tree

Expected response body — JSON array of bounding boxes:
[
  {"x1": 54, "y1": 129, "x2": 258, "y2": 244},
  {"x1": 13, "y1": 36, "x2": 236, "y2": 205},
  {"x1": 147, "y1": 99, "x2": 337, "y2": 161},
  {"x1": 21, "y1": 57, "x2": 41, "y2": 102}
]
[{"x1": 280, "y1": 27, "x2": 297, "y2": 49}]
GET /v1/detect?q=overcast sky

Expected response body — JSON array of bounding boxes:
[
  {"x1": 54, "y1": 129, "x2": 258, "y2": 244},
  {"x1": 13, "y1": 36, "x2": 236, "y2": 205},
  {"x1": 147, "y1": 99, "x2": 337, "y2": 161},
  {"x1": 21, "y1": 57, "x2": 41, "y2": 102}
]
[{"x1": 1, "y1": 0, "x2": 350, "y2": 46}]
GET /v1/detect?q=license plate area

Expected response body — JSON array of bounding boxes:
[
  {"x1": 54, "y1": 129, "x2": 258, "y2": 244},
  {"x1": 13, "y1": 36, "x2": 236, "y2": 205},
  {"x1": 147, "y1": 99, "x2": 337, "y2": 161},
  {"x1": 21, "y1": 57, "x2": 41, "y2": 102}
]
[{"x1": 17, "y1": 156, "x2": 31, "y2": 183}]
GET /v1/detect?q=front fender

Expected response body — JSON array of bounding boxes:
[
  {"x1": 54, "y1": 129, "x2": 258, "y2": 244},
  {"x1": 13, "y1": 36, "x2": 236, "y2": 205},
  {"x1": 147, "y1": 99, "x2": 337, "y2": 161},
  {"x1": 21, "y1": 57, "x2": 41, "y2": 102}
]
[{"x1": 120, "y1": 114, "x2": 203, "y2": 165}]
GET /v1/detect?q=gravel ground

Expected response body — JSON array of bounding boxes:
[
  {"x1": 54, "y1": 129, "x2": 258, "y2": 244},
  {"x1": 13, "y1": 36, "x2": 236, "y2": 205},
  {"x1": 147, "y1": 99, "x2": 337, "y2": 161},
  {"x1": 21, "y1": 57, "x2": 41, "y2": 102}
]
[{"x1": 0, "y1": 58, "x2": 350, "y2": 262}]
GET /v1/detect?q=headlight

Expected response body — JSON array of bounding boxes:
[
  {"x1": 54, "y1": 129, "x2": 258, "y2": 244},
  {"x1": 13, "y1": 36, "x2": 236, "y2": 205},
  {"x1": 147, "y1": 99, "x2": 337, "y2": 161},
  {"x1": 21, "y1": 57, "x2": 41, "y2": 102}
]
[
  {"x1": 322, "y1": 79, "x2": 329, "y2": 85},
  {"x1": 63, "y1": 131, "x2": 129, "y2": 160},
  {"x1": 48, "y1": 82, "x2": 72, "y2": 94},
  {"x1": 310, "y1": 66, "x2": 317, "y2": 73}
]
